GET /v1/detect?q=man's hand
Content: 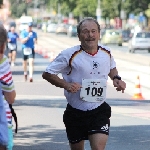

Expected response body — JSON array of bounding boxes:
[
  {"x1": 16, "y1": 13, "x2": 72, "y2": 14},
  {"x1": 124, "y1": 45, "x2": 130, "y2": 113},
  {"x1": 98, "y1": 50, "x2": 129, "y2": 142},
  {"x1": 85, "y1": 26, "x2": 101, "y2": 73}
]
[
  {"x1": 65, "y1": 82, "x2": 82, "y2": 93},
  {"x1": 113, "y1": 79, "x2": 126, "y2": 93}
]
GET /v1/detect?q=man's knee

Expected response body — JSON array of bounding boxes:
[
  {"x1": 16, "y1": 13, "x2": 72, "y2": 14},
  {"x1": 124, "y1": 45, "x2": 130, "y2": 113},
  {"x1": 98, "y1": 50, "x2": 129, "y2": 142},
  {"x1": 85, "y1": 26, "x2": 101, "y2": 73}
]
[
  {"x1": 69, "y1": 140, "x2": 84, "y2": 150},
  {"x1": 89, "y1": 133, "x2": 108, "y2": 150}
]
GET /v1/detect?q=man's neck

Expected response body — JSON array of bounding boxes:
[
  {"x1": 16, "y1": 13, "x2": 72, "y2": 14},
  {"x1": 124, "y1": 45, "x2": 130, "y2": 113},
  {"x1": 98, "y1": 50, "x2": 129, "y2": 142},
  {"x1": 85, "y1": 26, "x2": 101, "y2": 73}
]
[{"x1": 81, "y1": 45, "x2": 98, "y2": 54}]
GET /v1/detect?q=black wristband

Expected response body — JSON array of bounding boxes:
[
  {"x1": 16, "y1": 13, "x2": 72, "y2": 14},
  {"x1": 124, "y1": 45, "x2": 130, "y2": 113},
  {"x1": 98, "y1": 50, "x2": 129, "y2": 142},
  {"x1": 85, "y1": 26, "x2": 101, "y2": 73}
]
[{"x1": 113, "y1": 75, "x2": 121, "y2": 80}]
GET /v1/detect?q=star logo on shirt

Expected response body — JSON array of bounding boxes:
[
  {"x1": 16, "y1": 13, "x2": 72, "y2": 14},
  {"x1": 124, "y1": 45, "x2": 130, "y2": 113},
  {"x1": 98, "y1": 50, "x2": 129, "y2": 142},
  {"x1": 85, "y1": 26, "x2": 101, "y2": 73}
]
[{"x1": 93, "y1": 61, "x2": 99, "y2": 69}]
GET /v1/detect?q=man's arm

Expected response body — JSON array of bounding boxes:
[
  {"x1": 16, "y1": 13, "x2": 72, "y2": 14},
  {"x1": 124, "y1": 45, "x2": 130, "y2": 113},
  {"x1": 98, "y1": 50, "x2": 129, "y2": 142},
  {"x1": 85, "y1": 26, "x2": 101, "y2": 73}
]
[
  {"x1": 108, "y1": 67, "x2": 126, "y2": 93},
  {"x1": 42, "y1": 72, "x2": 81, "y2": 93},
  {"x1": 34, "y1": 32, "x2": 37, "y2": 44},
  {"x1": 108, "y1": 67, "x2": 118, "y2": 80},
  {"x1": 20, "y1": 31, "x2": 29, "y2": 44},
  {"x1": 42, "y1": 72, "x2": 68, "y2": 90},
  {"x1": 20, "y1": 36, "x2": 29, "y2": 44},
  {"x1": 3, "y1": 90, "x2": 16, "y2": 104},
  {"x1": 34, "y1": 37, "x2": 37, "y2": 44}
]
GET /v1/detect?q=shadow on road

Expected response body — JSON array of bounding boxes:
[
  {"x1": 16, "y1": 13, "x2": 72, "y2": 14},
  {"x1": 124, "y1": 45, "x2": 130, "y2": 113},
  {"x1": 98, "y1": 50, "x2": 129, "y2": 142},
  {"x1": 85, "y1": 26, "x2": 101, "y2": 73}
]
[
  {"x1": 13, "y1": 125, "x2": 69, "y2": 150},
  {"x1": 14, "y1": 99, "x2": 67, "y2": 109},
  {"x1": 106, "y1": 125, "x2": 150, "y2": 150},
  {"x1": 13, "y1": 124, "x2": 150, "y2": 150}
]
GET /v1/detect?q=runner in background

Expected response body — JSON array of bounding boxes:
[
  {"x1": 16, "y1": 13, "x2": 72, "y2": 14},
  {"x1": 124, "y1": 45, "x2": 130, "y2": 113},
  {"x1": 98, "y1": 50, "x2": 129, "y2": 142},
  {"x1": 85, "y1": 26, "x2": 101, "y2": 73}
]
[
  {"x1": 7, "y1": 26, "x2": 19, "y2": 66},
  {"x1": 20, "y1": 22, "x2": 37, "y2": 82}
]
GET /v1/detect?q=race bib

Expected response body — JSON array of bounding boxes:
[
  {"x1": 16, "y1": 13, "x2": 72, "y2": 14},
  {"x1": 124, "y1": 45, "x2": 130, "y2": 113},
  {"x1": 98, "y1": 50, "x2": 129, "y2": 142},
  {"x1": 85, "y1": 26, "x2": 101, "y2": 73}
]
[
  {"x1": 23, "y1": 48, "x2": 32, "y2": 55},
  {"x1": 80, "y1": 79, "x2": 107, "y2": 102},
  {"x1": 8, "y1": 43, "x2": 16, "y2": 50}
]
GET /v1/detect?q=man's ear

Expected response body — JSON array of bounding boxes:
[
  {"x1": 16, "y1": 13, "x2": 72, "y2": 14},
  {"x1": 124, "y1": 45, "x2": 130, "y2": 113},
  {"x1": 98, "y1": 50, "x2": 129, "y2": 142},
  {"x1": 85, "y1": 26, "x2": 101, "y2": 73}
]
[{"x1": 77, "y1": 34, "x2": 81, "y2": 41}]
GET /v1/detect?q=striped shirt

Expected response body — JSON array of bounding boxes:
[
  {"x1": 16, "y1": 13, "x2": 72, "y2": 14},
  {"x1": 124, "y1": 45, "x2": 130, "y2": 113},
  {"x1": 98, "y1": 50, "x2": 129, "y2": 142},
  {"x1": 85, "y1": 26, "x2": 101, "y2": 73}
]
[{"x1": 0, "y1": 55, "x2": 15, "y2": 128}]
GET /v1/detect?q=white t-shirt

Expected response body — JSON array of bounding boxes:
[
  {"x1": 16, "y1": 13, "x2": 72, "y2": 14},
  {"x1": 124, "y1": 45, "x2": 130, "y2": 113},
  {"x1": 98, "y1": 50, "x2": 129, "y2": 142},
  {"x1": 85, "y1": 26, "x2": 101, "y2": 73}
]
[{"x1": 45, "y1": 44, "x2": 116, "y2": 111}]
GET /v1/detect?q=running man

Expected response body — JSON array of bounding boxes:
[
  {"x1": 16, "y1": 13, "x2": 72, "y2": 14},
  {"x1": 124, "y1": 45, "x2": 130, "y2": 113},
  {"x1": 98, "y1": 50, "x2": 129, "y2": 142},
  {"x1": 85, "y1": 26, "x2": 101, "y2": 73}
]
[
  {"x1": 7, "y1": 26, "x2": 19, "y2": 66},
  {"x1": 20, "y1": 22, "x2": 37, "y2": 82},
  {"x1": 42, "y1": 17, "x2": 126, "y2": 150}
]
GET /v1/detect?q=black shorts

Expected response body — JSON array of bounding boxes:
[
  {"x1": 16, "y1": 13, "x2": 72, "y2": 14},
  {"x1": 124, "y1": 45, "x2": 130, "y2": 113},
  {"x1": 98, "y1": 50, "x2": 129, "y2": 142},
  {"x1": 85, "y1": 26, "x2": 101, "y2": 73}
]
[
  {"x1": 22, "y1": 48, "x2": 35, "y2": 60},
  {"x1": 63, "y1": 102, "x2": 111, "y2": 144},
  {"x1": 8, "y1": 48, "x2": 17, "y2": 53},
  {"x1": 7, "y1": 44, "x2": 17, "y2": 53}
]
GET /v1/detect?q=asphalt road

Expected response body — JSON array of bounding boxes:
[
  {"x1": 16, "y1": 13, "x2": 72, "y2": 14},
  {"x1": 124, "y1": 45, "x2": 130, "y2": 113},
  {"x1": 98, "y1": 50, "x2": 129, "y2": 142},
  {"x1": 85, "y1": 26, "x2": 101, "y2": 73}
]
[{"x1": 4, "y1": 41, "x2": 149, "y2": 150}]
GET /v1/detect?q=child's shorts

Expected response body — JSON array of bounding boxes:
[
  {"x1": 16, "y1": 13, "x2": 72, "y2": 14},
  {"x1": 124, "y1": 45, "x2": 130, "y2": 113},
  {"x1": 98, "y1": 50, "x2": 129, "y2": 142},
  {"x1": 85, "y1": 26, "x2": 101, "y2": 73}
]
[{"x1": 7, "y1": 128, "x2": 13, "y2": 150}]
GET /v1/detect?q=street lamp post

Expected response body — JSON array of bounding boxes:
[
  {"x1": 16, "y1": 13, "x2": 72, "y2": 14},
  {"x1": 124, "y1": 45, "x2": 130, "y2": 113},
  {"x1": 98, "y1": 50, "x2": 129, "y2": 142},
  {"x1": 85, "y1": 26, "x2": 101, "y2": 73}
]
[
  {"x1": 120, "y1": 0, "x2": 126, "y2": 29},
  {"x1": 34, "y1": 0, "x2": 38, "y2": 22},
  {"x1": 57, "y1": 1, "x2": 61, "y2": 24},
  {"x1": 96, "y1": 0, "x2": 101, "y2": 24}
]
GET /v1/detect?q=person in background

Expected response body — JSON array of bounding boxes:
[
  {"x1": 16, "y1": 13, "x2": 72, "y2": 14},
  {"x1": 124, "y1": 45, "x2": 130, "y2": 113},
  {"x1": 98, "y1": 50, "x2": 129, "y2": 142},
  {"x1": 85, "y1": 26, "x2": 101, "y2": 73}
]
[
  {"x1": 20, "y1": 22, "x2": 37, "y2": 82},
  {"x1": 0, "y1": 24, "x2": 16, "y2": 150},
  {"x1": 7, "y1": 26, "x2": 19, "y2": 66},
  {"x1": 42, "y1": 17, "x2": 126, "y2": 150}
]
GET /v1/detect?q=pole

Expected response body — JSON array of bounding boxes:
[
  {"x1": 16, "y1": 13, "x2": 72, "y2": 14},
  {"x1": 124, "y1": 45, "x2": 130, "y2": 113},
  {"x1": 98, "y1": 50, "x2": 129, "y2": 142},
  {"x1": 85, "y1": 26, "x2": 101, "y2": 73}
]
[
  {"x1": 34, "y1": 0, "x2": 38, "y2": 22},
  {"x1": 58, "y1": 2, "x2": 61, "y2": 24},
  {"x1": 96, "y1": 0, "x2": 101, "y2": 24}
]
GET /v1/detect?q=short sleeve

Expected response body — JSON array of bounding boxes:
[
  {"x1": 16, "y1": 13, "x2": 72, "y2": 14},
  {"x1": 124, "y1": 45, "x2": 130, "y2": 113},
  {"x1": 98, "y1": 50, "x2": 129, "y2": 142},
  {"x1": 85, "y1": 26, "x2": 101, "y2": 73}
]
[
  {"x1": 45, "y1": 52, "x2": 68, "y2": 75},
  {"x1": 34, "y1": 32, "x2": 37, "y2": 39},
  {"x1": 0, "y1": 56, "x2": 15, "y2": 92},
  {"x1": 110, "y1": 55, "x2": 116, "y2": 69},
  {"x1": 16, "y1": 33, "x2": 19, "y2": 38},
  {"x1": 20, "y1": 31, "x2": 25, "y2": 39}
]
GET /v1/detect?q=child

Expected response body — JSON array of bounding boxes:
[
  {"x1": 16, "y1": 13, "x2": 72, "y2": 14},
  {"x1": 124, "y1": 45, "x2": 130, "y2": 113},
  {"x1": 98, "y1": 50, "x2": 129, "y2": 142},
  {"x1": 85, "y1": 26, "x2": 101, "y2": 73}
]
[{"x1": 0, "y1": 55, "x2": 17, "y2": 150}]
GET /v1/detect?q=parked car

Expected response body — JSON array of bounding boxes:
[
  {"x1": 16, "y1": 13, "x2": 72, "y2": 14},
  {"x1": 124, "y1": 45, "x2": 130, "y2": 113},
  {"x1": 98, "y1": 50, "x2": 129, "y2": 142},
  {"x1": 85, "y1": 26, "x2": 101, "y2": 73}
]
[
  {"x1": 55, "y1": 23, "x2": 68, "y2": 34},
  {"x1": 47, "y1": 23, "x2": 57, "y2": 33},
  {"x1": 128, "y1": 31, "x2": 150, "y2": 53},
  {"x1": 100, "y1": 29, "x2": 122, "y2": 46},
  {"x1": 67, "y1": 25, "x2": 77, "y2": 37}
]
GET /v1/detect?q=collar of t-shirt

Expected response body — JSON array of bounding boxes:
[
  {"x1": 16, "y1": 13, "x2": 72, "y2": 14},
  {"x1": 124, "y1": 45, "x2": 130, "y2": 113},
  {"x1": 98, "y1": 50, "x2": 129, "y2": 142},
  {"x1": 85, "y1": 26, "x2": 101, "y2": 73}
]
[{"x1": 80, "y1": 45, "x2": 99, "y2": 56}]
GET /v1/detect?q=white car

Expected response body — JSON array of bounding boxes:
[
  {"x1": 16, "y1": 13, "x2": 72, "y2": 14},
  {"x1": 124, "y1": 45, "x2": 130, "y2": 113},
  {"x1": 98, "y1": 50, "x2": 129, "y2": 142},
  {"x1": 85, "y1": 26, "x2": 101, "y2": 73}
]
[
  {"x1": 128, "y1": 31, "x2": 150, "y2": 53},
  {"x1": 19, "y1": 23, "x2": 28, "y2": 32},
  {"x1": 47, "y1": 23, "x2": 57, "y2": 33}
]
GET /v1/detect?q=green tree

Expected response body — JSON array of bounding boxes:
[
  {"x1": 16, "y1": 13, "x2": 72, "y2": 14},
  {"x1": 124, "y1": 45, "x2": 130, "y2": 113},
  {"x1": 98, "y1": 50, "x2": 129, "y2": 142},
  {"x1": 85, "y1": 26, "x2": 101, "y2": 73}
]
[
  {"x1": 0, "y1": 0, "x2": 3, "y2": 7},
  {"x1": 73, "y1": 0, "x2": 97, "y2": 20},
  {"x1": 9, "y1": 0, "x2": 27, "y2": 17}
]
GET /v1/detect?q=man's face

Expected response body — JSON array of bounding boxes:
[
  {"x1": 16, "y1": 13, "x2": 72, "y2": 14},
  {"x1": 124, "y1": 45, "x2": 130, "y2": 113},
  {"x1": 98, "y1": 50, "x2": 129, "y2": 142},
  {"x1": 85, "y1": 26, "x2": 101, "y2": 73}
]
[
  {"x1": 27, "y1": 26, "x2": 32, "y2": 32},
  {"x1": 10, "y1": 26, "x2": 15, "y2": 32},
  {"x1": 78, "y1": 20, "x2": 100, "y2": 48}
]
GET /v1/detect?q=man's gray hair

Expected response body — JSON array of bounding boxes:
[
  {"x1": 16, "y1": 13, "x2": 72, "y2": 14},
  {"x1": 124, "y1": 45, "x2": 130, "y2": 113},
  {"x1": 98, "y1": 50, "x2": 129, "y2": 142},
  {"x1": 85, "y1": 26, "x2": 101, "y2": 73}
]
[{"x1": 77, "y1": 17, "x2": 100, "y2": 35}]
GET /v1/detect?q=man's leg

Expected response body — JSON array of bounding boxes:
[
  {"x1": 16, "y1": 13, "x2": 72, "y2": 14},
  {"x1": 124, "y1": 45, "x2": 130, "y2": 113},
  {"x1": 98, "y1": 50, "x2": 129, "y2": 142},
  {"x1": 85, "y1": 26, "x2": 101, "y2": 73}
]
[
  {"x1": 88, "y1": 133, "x2": 108, "y2": 150},
  {"x1": 29, "y1": 58, "x2": 34, "y2": 82},
  {"x1": 11, "y1": 50, "x2": 16, "y2": 66},
  {"x1": 69, "y1": 140, "x2": 84, "y2": 150},
  {"x1": 23, "y1": 58, "x2": 28, "y2": 81},
  {"x1": 8, "y1": 51, "x2": 12, "y2": 64}
]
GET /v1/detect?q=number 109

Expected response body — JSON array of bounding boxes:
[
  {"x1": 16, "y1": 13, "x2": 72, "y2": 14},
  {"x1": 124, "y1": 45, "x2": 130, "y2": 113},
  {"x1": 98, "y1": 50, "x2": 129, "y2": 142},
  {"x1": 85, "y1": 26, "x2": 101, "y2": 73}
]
[{"x1": 85, "y1": 87, "x2": 103, "y2": 96}]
